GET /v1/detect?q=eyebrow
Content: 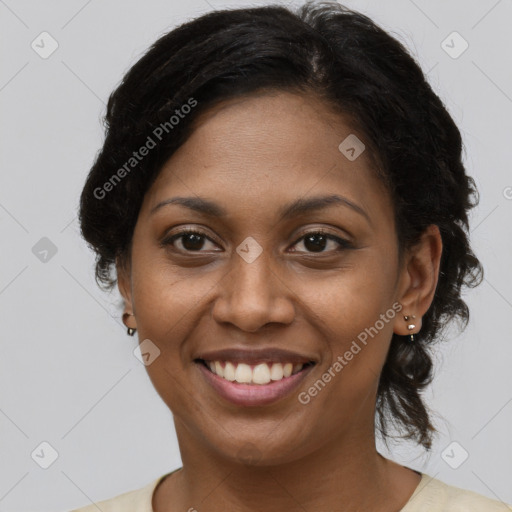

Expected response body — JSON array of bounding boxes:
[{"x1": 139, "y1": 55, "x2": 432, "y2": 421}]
[{"x1": 150, "y1": 194, "x2": 371, "y2": 224}]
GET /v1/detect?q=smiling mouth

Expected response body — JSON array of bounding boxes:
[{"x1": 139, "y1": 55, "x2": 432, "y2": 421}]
[{"x1": 195, "y1": 359, "x2": 316, "y2": 385}]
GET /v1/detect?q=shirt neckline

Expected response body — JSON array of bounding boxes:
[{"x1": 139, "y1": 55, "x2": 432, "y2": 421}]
[{"x1": 148, "y1": 468, "x2": 429, "y2": 511}]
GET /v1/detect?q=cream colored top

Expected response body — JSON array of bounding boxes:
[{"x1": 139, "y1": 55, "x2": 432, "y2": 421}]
[{"x1": 69, "y1": 470, "x2": 512, "y2": 511}]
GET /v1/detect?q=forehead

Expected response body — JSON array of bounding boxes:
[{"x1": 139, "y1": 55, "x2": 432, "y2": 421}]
[
  {"x1": 170, "y1": 90, "x2": 366, "y2": 173},
  {"x1": 142, "y1": 91, "x2": 391, "y2": 225}
]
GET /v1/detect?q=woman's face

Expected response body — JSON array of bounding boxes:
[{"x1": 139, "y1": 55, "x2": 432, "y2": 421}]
[{"x1": 118, "y1": 91, "x2": 426, "y2": 466}]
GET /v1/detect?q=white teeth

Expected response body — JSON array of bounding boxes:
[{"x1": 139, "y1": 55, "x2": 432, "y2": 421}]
[
  {"x1": 214, "y1": 361, "x2": 224, "y2": 378},
  {"x1": 270, "y1": 363, "x2": 284, "y2": 381},
  {"x1": 205, "y1": 360, "x2": 307, "y2": 384},
  {"x1": 224, "y1": 361, "x2": 236, "y2": 381},
  {"x1": 234, "y1": 363, "x2": 252, "y2": 383},
  {"x1": 252, "y1": 363, "x2": 271, "y2": 384}
]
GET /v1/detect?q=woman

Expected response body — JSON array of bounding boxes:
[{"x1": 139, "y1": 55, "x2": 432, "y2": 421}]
[{"x1": 72, "y1": 1, "x2": 510, "y2": 510}]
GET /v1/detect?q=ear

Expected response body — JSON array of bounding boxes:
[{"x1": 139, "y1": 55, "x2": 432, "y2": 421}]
[
  {"x1": 116, "y1": 255, "x2": 136, "y2": 329},
  {"x1": 393, "y1": 224, "x2": 443, "y2": 337}
]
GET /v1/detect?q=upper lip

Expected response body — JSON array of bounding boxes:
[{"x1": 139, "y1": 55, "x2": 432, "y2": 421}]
[{"x1": 194, "y1": 347, "x2": 317, "y2": 365}]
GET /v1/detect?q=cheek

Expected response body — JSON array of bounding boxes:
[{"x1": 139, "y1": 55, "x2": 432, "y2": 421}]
[
  {"x1": 299, "y1": 254, "x2": 398, "y2": 396},
  {"x1": 296, "y1": 277, "x2": 397, "y2": 435},
  {"x1": 130, "y1": 263, "x2": 206, "y2": 409},
  {"x1": 131, "y1": 254, "x2": 214, "y2": 329},
  {"x1": 306, "y1": 253, "x2": 397, "y2": 332}
]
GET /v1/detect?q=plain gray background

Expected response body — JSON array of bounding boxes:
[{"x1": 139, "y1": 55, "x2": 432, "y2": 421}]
[{"x1": 1, "y1": 0, "x2": 511, "y2": 510}]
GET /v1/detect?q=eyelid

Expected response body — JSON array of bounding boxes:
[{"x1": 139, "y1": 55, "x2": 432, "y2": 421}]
[
  {"x1": 160, "y1": 227, "x2": 221, "y2": 251},
  {"x1": 160, "y1": 226, "x2": 353, "y2": 253},
  {"x1": 289, "y1": 229, "x2": 353, "y2": 253}
]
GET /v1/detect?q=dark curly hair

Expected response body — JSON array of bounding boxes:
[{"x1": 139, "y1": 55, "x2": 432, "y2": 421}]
[{"x1": 78, "y1": 1, "x2": 483, "y2": 450}]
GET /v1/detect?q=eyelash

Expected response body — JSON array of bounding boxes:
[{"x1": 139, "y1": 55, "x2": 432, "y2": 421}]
[{"x1": 161, "y1": 227, "x2": 352, "y2": 254}]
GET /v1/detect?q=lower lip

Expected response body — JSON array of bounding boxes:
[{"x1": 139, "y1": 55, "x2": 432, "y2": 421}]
[{"x1": 196, "y1": 362, "x2": 315, "y2": 407}]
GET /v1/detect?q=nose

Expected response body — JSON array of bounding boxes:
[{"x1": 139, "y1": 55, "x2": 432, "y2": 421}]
[{"x1": 211, "y1": 249, "x2": 295, "y2": 332}]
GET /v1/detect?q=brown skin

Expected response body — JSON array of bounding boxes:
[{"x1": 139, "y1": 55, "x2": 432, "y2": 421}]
[{"x1": 117, "y1": 91, "x2": 442, "y2": 512}]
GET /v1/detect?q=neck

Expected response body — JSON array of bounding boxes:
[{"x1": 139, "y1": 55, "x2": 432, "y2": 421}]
[{"x1": 156, "y1": 420, "x2": 411, "y2": 512}]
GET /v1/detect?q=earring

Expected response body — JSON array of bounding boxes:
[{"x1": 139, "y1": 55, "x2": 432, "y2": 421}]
[
  {"x1": 403, "y1": 315, "x2": 416, "y2": 342},
  {"x1": 123, "y1": 312, "x2": 137, "y2": 336}
]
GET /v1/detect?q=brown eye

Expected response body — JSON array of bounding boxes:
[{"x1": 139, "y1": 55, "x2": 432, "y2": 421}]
[
  {"x1": 161, "y1": 229, "x2": 220, "y2": 252},
  {"x1": 161, "y1": 228, "x2": 352, "y2": 254},
  {"x1": 290, "y1": 231, "x2": 352, "y2": 253}
]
